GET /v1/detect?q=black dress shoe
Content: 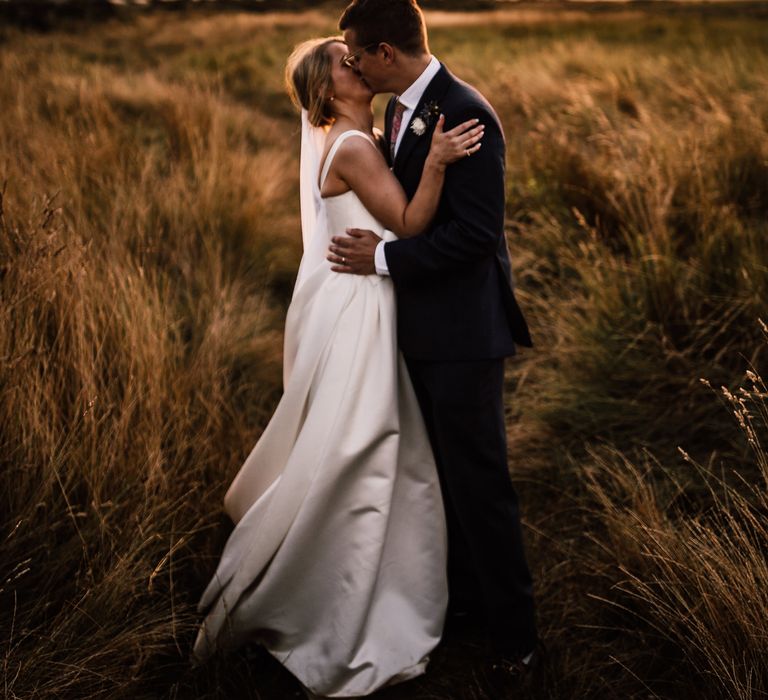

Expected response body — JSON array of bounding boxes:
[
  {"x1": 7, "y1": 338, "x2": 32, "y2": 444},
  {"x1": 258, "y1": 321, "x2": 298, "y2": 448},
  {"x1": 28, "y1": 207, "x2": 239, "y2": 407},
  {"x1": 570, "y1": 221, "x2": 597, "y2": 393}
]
[
  {"x1": 489, "y1": 649, "x2": 534, "y2": 678},
  {"x1": 485, "y1": 638, "x2": 545, "y2": 682}
]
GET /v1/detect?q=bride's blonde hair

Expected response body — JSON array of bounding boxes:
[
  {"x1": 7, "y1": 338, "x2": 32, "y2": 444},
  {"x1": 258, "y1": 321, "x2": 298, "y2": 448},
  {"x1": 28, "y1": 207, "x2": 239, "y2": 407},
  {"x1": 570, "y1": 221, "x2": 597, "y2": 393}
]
[{"x1": 285, "y1": 36, "x2": 345, "y2": 128}]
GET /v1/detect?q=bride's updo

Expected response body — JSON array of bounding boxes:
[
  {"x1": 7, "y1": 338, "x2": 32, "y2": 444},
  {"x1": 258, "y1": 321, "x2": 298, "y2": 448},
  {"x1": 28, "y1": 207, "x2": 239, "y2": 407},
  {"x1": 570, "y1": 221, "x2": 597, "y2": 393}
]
[{"x1": 285, "y1": 37, "x2": 345, "y2": 127}]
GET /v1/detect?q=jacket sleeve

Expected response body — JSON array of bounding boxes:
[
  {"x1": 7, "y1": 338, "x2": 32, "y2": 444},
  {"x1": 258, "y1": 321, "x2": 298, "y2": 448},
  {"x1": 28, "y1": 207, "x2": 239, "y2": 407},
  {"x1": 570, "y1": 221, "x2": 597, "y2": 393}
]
[{"x1": 383, "y1": 103, "x2": 506, "y2": 282}]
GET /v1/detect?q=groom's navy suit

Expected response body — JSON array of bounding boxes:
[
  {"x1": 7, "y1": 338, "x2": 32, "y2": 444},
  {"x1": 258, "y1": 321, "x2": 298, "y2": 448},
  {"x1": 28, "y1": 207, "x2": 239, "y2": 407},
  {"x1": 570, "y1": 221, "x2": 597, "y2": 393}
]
[{"x1": 383, "y1": 63, "x2": 537, "y2": 655}]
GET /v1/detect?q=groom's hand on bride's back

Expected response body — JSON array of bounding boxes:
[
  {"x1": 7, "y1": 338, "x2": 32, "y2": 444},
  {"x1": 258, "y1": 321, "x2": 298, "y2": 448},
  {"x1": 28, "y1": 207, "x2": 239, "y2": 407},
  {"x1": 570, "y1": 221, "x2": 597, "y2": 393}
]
[{"x1": 328, "y1": 228, "x2": 381, "y2": 275}]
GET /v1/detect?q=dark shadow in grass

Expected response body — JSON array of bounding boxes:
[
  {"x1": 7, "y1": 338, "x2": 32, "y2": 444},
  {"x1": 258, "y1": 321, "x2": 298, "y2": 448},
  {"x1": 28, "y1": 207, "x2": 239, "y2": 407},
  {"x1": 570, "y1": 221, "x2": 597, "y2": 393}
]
[{"x1": 180, "y1": 614, "x2": 546, "y2": 700}]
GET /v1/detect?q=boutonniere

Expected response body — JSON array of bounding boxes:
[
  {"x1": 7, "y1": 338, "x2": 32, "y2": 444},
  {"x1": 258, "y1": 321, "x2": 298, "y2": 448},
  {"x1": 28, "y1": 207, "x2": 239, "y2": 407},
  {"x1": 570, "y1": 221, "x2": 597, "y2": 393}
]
[{"x1": 409, "y1": 100, "x2": 441, "y2": 136}]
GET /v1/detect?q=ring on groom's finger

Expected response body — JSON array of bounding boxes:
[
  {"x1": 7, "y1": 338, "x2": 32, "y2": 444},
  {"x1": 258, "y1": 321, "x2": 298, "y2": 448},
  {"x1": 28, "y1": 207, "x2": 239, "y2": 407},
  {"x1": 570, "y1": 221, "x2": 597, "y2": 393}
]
[{"x1": 465, "y1": 149, "x2": 471, "y2": 157}]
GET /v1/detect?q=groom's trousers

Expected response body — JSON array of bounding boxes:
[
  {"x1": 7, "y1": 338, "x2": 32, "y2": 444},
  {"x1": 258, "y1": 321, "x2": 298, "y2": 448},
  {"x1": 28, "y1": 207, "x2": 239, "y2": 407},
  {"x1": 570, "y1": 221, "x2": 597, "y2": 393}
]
[{"x1": 404, "y1": 356, "x2": 538, "y2": 656}]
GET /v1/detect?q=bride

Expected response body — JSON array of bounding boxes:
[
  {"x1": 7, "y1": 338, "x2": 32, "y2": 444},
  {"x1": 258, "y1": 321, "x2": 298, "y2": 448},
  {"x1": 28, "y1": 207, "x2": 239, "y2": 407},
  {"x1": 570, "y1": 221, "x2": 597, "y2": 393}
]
[{"x1": 191, "y1": 36, "x2": 484, "y2": 698}]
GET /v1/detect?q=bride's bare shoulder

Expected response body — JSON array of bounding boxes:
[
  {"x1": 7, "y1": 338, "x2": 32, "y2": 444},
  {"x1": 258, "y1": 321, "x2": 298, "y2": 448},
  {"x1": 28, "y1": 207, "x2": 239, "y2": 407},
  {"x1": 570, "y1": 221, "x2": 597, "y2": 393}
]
[{"x1": 332, "y1": 132, "x2": 384, "y2": 170}]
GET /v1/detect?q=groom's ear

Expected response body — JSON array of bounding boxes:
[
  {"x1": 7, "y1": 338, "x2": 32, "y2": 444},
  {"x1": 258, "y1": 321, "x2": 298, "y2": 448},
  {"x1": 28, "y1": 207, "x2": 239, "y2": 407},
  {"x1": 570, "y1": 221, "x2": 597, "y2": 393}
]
[{"x1": 379, "y1": 43, "x2": 396, "y2": 65}]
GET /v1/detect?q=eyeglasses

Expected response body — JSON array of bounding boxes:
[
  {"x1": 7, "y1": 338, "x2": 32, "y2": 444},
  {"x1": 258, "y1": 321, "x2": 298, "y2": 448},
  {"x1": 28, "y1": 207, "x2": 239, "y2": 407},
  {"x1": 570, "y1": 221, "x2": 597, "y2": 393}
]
[{"x1": 340, "y1": 43, "x2": 379, "y2": 69}]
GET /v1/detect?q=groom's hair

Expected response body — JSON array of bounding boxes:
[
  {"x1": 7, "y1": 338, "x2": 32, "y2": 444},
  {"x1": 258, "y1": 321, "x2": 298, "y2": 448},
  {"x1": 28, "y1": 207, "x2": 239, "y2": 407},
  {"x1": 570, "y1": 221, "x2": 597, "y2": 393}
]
[{"x1": 339, "y1": 0, "x2": 428, "y2": 57}]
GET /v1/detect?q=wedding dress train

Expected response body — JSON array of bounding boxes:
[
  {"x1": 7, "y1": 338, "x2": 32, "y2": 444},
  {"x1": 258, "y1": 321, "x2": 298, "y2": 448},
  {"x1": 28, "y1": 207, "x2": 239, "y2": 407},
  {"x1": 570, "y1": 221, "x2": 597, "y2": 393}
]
[{"x1": 192, "y1": 130, "x2": 449, "y2": 697}]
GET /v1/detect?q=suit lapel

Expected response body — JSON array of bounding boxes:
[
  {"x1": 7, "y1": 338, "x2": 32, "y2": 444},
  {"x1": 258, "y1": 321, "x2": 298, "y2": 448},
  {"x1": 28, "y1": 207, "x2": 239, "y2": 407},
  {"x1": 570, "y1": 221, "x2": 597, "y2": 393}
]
[{"x1": 394, "y1": 64, "x2": 453, "y2": 174}]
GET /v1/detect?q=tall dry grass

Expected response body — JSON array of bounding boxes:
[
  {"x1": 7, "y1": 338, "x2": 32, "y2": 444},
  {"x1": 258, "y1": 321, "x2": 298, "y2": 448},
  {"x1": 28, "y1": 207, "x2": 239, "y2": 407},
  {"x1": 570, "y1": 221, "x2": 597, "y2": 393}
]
[
  {"x1": 1, "y1": 8, "x2": 767, "y2": 699},
  {"x1": 461, "y1": 32, "x2": 768, "y2": 457},
  {"x1": 0, "y1": 20, "x2": 299, "y2": 697},
  {"x1": 581, "y1": 344, "x2": 768, "y2": 700}
]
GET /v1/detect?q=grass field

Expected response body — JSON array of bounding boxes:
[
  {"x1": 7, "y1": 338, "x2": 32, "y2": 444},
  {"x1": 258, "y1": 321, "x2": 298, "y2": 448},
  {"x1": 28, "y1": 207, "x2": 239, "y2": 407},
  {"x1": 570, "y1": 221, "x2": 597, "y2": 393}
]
[{"x1": 1, "y1": 5, "x2": 767, "y2": 699}]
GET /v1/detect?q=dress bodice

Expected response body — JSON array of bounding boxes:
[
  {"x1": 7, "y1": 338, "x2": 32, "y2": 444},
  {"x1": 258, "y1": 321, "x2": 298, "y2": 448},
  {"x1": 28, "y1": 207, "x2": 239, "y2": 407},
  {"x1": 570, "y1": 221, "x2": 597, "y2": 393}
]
[
  {"x1": 320, "y1": 131, "x2": 396, "y2": 244},
  {"x1": 290, "y1": 130, "x2": 397, "y2": 300}
]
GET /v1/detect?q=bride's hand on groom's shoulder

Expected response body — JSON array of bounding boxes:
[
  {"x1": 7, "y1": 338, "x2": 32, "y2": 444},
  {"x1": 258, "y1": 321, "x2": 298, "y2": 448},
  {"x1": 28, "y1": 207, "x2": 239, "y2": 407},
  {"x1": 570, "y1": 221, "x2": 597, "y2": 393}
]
[
  {"x1": 328, "y1": 229, "x2": 381, "y2": 275},
  {"x1": 427, "y1": 115, "x2": 485, "y2": 171}
]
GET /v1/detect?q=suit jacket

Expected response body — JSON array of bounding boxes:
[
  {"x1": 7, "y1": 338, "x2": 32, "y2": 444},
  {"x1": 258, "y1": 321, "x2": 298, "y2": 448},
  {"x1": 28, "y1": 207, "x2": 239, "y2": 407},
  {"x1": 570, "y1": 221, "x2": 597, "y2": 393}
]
[{"x1": 383, "y1": 63, "x2": 533, "y2": 360}]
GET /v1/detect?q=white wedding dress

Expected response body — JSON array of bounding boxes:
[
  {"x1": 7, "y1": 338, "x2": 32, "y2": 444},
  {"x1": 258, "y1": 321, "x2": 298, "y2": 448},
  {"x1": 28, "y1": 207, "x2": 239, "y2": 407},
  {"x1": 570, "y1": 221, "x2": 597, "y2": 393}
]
[{"x1": 192, "y1": 128, "x2": 449, "y2": 697}]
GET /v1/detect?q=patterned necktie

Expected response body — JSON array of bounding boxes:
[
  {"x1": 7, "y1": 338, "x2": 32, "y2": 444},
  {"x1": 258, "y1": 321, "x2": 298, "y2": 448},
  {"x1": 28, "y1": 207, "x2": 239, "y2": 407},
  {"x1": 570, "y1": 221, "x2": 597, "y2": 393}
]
[{"x1": 389, "y1": 99, "x2": 406, "y2": 163}]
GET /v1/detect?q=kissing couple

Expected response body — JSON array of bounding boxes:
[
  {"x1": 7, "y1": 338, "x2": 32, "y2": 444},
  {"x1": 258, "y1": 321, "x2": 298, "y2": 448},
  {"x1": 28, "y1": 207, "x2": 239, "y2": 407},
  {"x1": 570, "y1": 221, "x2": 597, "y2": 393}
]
[{"x1": 192, "y1": 0, "x2": 539, "y2": 696}]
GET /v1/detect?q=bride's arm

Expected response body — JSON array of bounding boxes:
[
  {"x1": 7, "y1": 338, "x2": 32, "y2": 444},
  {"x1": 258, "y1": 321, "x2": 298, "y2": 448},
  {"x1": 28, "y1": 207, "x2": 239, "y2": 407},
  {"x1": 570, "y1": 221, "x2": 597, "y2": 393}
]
[{"x1": 331, "y1": 117, "x2": 484, "y2": 239}]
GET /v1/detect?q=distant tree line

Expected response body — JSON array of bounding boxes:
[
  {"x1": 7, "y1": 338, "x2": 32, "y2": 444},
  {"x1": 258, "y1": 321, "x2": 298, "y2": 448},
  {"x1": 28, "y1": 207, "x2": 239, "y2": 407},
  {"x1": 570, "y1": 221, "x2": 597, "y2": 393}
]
[{"x1": 0, "y1": 0, "x2": 501, "y2": 31}]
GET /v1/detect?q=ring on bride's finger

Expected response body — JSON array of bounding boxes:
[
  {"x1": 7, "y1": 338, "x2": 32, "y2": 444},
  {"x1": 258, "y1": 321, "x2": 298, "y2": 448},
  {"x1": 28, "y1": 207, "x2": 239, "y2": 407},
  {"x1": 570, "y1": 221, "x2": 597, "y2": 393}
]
[{"x1": 342, "y1": 256, "x2": 346, "y2": 264}]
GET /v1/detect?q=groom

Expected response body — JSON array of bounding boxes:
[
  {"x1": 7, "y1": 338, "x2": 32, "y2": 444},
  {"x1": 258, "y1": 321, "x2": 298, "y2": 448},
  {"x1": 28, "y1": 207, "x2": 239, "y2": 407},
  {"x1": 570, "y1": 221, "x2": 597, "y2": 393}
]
[{"x1": 328, "y1": 0, "x2": 539, "y2": 670}]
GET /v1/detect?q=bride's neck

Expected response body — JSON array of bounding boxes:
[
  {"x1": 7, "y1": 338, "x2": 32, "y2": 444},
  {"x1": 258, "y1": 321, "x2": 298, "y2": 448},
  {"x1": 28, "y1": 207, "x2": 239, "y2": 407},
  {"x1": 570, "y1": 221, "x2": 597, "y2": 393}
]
[{"x1": 330, "y1": 103, "x2": 373, "y2": 133}]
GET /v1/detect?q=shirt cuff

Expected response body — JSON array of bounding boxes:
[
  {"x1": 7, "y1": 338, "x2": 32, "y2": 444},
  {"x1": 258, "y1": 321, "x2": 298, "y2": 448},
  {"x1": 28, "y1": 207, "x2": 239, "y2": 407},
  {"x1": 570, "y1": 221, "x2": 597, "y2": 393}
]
[{"x1": 374, "y1": 239, "x2": 390, "y2": 276}]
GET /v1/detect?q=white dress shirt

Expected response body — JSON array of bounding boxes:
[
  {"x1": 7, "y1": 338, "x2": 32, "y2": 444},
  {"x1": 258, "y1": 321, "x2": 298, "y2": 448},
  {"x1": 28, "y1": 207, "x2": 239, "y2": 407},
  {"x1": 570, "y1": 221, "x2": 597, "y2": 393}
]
[{"x1": 374, "y1": 55, "x2": 441, "y2": 276}]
